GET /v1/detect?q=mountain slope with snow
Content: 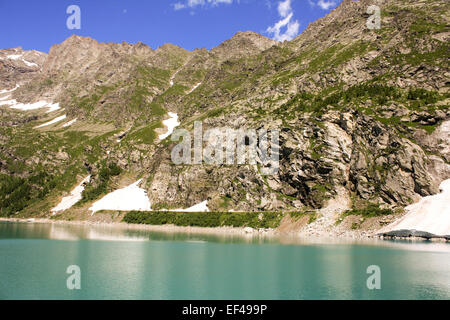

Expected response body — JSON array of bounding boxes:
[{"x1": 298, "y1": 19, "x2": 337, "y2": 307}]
[{"x1": 0, "y1": 0, "x2": 448, "y2": 238}]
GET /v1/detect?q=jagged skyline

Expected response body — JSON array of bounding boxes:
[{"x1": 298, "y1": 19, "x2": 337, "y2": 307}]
[{"x1": 0, "y1": 0, "x2": 340, "y2": 52}]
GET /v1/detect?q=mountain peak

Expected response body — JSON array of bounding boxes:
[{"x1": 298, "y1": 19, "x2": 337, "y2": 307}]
[
  {"x1": 211, "y1": 30, "x2": 277, "y2": 61},
  {"x1": 63, "y1": 34, "x2": 98, "y2": 46},
  {"x1": 156, "y1": 43, "x2": 187, "y2": 53},
  {"x1": 227, "y1": 30, "x2": 276, "y2": 48}
]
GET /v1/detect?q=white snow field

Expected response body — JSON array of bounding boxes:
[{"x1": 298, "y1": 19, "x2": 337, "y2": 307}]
[
  {"x1": 0, "y1": 99, "x2": 46, "y2": 110},
  {"x1": 173, "y1": 201, "x2": 210, "y2": 212},
  {"x1": 11, "y1": 100, "x2": 48, "y2": 111},
  {"x1": 6, "y1": 54, "x2": 22, "y2": 60},
  {"x1": 89, "y1": 180, "x2": 152, "y2": 213},
  {"x1": 159, "y1": 112, "x2": 180, "y2": 140},
  {"x1": 34, "y1": 115, "x2": 67, "y2": 128},
  {"x1": 0, "y1": 99, "x2": 20, "y2": 107},
  {"x1": 0, "y1": 98, "x2": 61, "y2": 113},
  {"x1": 383, "y1": 179, "x2": 450, "y2": 235},
  {"x1": 51, "y1": 176, "x2": 91, "y2": 214},
  {"x1": 63, "y1": 118, "x2": 78, "y2": 127}
]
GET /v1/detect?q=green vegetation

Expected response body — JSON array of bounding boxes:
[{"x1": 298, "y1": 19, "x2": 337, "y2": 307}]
[
  {"x1": 123, "y1": 211, "x2": 285, "y2": 229},
  {"x1": 275, "y1": 82, "x2": 447, "y2": 136},
  {"x1": 409, "y1": 17, "x2": 447, "y2": 34},
  {"x1": 136, "y1": 66, "x2": 171, "y2": 88},
  {"x1": 277, "y1": 83, "x2": 404, "y2": 117},
  {"x1": 199, "y1": 106, "x2": 228, "y2": 120},
  {"x1": 407, "y1": 87, "x2": 438, "y2": 105},
  {"x1": 79, "y1": 162, "x2": 122, "y2": 204},
  {"x1": 74, "y1": 84, "x2": 117, "y2": 113},
  {"x1": 0, "y1": 172, "x2": 56, "y2": 216},
  {"x1": 124, "y1": 121, "x2": 162, "y2": 145},
  {"x1": 307, "y1": 42, "x2": 371, "y2": 72}
]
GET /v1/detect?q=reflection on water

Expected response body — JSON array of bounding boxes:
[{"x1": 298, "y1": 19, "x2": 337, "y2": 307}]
[
  {"x1": 0, "y1": 221, "x2": 275, "y2": 244},
  {"x1": 0, "y1": 221, "x2": 449, "y2": 300},
  {"x1": 1, "y1": 221, "x2": 449, "y2": 252}
]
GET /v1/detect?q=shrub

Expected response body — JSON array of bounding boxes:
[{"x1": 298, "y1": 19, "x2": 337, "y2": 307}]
[
  {"x1": 123, "y1": 211, "x2": 284, "y2": 229},
  {"x1": 407, "y1": 88, "x2": 438, "y2": 105},
  {"x1": 79, "y1": 162, "x2": 122, "y2": 204}
]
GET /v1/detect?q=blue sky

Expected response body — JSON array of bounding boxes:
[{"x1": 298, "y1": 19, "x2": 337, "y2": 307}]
[{"x1": 0, "y1": 0, "x2": 341, "y2": 53}]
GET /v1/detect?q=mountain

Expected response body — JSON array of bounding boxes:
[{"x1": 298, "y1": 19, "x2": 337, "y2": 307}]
[{"x1": 0, "y1": 0, "x2": 448, "y2": 236}]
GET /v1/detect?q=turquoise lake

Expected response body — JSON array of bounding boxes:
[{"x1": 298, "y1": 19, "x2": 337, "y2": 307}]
[{"x1": 0, "y1": 221, "x2": 449, "y2": 300}]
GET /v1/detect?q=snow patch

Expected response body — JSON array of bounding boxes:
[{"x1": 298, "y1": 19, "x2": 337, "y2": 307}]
[
  {"x1": 11, "y1": 100, "x2": 48, "y2": 111},
  {"x1": 187, "y1": 82, "x2": 202, "y2": 94},
  {"x1": 6, "y1": 54, "x2": 37, "y2": 67},
  {"x1": 0, "y1": 99, "x2": 17, "y2": 106},
  {"x1": 63, "y1": 118, "x2": 77, "y2": 127},
  {"x1": 22, "y1": 59, "x2": 38, "y2": 67},
  {"x1": 169, "y1": 69, "x2": 180, "y2": 87},
  {"x1": 89, "y1": 179, "x2": 152, "y2": 213},
  {"x1": 0, "y1": 85, "x2": 19, "y2": 94},
  {"x1": 173, "y1": 201, "x2": 210, "y2": 212},
  {"x1": 382, "y1": 179, "x2": 450, "y2": 236},
  {"x1": 159, "y1": 112, "x2": 180, "y2": 140},
  {"x1": 51, "y1": 176, "x2": 91, "y2": 214},
  {"x1": 0, "y1": 98, "x2": 61, "y2": 113},
  {"x1": 6, "y1": 54, "x2": 22, "y2": 60},
  {"x1": 34, "y1": 115, "x2": 67, "y2": 128},
  {"x1": 46, "y1": 103, "x2": 61, "y2": 113}
]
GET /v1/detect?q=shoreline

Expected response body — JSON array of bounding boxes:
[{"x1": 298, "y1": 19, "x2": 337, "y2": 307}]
[
  {"x1": 1, "y1": 217, "x2": 448, "y2": 243},
  {"x1": 0, "y1": 217, "x2": 376, "y2": 241},
  {"x1": 0, "y1": 217, "x2": 278, "y2": 237}
]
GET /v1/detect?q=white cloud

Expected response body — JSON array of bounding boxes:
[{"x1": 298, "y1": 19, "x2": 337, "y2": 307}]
[
  {"x1": 173, "y1": 0, "x2": 234, "y2": 10},
  {"x1": 173, "y1": 2, "x2": 186, "y2": 10},
  {"x1": 309, "y1": 0, "x2": 338, "y2": 10},
  {"x1": 317, "y1": 0, "x2": 337, "y2": 10},
  {"x1": 278, "y1": 0, "x2": 292, "y2": 17},
  {"x1": 266, "y1": 0, "x2": 300, "y2": 42}
]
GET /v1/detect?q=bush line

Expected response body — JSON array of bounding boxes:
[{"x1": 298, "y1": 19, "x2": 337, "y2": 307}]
[{"x1": 122, "y1": 211, "x2": 287, "y2": 229}]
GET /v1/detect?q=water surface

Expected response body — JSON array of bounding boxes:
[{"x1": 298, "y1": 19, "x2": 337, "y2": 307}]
[{"x1": 0, "y1": 222, "x2": 449, "y2": 300}]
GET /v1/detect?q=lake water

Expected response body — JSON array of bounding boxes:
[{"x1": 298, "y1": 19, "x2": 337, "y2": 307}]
[{"x1": 0, "y1": 221, "x2": 449, "y2": 300}]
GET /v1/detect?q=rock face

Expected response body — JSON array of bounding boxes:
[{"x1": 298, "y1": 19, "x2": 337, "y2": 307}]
[
  {"x1": 0, "y1": 47, "x2": 46, "y2": 89},
  {"x1": 0, "y1": 0, "x2": 448, "y2": 234}
]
